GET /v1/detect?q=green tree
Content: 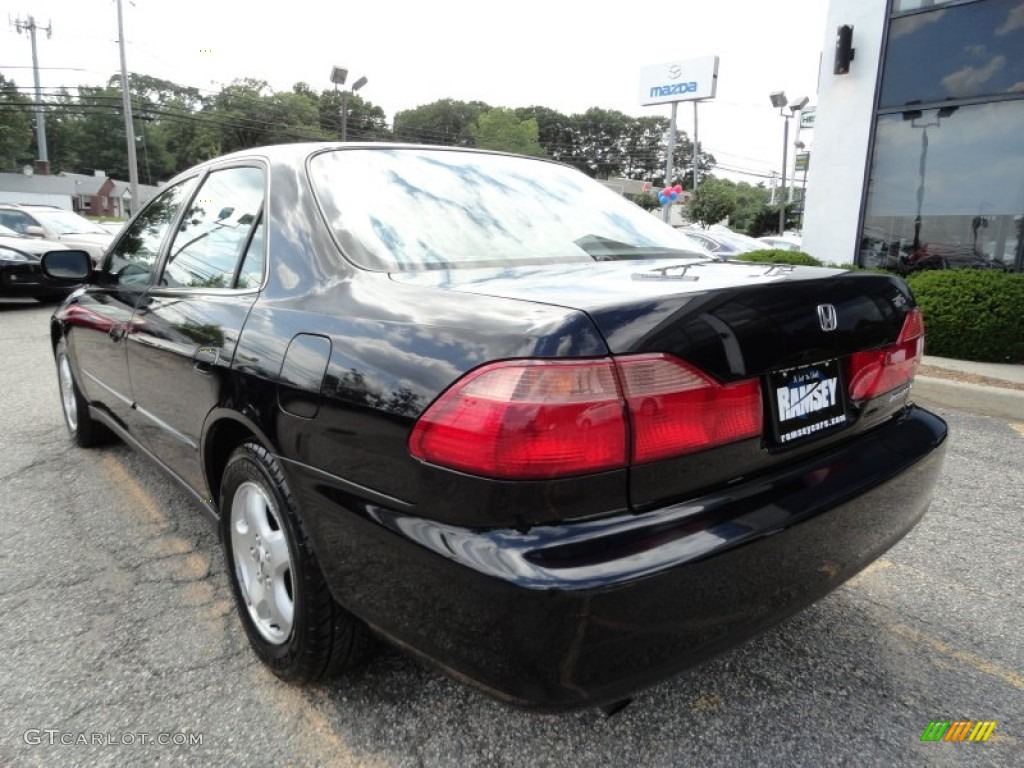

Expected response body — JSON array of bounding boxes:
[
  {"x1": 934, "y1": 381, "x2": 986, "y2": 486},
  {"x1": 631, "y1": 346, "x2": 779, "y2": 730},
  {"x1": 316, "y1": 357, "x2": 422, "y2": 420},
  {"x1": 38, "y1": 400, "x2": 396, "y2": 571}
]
[
  {"x1": 393, "y1": 99, "x2": 491, "y2": 145},
  {"x1": 709, "y1": 178, "x2": 771, "y2": 235},
  {"x1": 317, "y1": 89, "x2": 389, "y2": 141},
  {"x1": 514, "y1": 106, "x2": 577, "y2": 162},
  {"x1": 469, "y1": 108, "x2": 546, "y2": 156},
  {"x1": 689, "y1": 178, "x2": 737, "y2": 228},
  {"x1": 0, "y1": 75, "x2": 33, "y2": 171}
]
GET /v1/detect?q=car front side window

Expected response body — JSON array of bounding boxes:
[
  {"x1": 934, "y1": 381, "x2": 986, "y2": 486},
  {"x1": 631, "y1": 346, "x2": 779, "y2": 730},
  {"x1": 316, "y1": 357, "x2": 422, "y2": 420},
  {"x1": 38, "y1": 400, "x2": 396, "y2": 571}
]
[{"x1": 102, "y1": 181, "x2": 195, "y2": 288}]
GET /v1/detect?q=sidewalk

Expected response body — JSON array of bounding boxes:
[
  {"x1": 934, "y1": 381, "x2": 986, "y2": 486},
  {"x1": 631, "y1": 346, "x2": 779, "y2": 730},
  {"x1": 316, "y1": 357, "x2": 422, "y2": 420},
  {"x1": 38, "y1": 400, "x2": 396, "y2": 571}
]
[{"x1": 914, "y1": 355, "x2": 1024, "y2": 421}]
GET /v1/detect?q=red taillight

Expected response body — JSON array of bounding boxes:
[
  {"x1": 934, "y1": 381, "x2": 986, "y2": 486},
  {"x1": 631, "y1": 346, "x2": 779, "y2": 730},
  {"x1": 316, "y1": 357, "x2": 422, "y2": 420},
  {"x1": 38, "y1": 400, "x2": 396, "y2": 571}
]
[
  {"x1": 618, "y1": 355, "x2": 762, "y2": 463},
  {"x1": 410, "y1": 355, "x2": 764, "y2": 479},
  {"x1": 408, "y1": 359, "x2": 627, "y2": 479},
  {"x1": 847, "y1": 308, "x2": 925, "y2": 400}
]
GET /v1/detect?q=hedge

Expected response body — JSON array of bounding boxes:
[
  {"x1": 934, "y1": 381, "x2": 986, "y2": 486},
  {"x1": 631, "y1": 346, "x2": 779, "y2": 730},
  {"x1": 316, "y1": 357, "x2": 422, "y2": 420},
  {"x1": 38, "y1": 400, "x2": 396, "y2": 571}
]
[
  {"x1": 735, "y1": 249, "x2": 823, "y2": 267},
  {"x1": 905, "y1": 270, "x2": 1024, "y2": 363}
]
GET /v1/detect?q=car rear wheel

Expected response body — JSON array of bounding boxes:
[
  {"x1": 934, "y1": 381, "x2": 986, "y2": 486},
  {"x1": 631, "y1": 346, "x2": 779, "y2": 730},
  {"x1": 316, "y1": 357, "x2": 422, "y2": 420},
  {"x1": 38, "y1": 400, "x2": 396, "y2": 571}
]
[
  {"x1": 220, "y1": 442, "x2": 366, "y2": 682},
  {"x1": 55, "y1": 338, "x2": 110, "y2": 448}
]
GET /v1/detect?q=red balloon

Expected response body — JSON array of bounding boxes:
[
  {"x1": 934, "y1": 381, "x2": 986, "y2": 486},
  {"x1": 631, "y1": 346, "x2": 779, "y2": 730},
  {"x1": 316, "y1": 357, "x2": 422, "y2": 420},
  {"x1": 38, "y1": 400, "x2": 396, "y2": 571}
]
[
  {"x1": 673, "y1": 184, "x2": 683, "y2": 194},
  {"x1": 662, "y1": 187, "x2": 672, "y2": 197}
]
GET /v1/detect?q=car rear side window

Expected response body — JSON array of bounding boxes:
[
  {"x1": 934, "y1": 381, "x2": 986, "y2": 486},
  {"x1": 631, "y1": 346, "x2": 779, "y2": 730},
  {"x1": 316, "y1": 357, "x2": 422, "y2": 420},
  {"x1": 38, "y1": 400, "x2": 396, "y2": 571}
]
[
  {"x1": 235, "y1": 214, "x2": 266, "y2": 290},
  {"x1": 103, "y1": 181, "x2": 195, "y2": 288},
  {"x1": 161, "y1": 166, "x2": 265, "y2": 289}
]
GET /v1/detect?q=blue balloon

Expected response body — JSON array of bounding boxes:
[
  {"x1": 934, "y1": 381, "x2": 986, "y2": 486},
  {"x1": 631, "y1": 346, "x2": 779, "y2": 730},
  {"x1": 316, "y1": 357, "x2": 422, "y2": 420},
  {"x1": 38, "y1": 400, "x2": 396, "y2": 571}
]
[
  {"x1": 658, "y1": 194, "x2": 668, "y2": 205},
  {"x1": 670, "y1": 191, "x2": 679, "y2": 200}
]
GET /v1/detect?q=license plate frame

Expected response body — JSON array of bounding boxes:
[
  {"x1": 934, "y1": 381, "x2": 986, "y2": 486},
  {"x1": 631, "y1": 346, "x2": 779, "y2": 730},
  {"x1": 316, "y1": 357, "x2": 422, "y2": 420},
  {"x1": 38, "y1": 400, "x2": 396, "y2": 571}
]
[{"x1": 767, "y1": 359, "x2": 849, "y2": 447}]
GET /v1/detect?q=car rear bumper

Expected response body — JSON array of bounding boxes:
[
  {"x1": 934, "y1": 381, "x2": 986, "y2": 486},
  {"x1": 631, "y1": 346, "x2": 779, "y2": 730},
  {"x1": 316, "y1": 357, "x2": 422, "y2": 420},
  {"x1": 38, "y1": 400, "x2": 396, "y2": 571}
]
[{"x1": 294, "y1": 405, "x2": 948, "y2": 711}]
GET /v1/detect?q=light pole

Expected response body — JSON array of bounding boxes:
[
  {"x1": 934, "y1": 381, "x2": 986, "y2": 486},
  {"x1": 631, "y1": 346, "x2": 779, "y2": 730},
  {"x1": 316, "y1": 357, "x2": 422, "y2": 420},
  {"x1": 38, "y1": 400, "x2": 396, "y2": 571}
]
[
  {"x1": 902, "y1": 106, "x2": 957, "y2": 257},
  {"x1": 330, "y1": 66, "x2": 368, "y2": 142},
  {"x1": 769, "y1": 92, "x2": 809, "y2": 235}
]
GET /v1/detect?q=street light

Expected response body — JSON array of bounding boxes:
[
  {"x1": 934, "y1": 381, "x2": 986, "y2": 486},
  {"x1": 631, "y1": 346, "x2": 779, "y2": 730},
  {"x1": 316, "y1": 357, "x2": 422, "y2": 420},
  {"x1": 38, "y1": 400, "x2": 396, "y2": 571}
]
[
  {"x1": 331, "y1": 65, "x2": 368, "y2": 142},
  {"x1": 769, "y1": 92, "x2": 809, "y2": 234}
]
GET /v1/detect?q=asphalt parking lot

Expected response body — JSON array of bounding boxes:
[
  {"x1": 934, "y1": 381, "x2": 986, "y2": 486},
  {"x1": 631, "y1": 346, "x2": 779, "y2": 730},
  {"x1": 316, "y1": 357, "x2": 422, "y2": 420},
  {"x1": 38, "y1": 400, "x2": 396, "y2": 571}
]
[{"x1": 1, "y1": 298, "x2": 1021, "y2": 767}]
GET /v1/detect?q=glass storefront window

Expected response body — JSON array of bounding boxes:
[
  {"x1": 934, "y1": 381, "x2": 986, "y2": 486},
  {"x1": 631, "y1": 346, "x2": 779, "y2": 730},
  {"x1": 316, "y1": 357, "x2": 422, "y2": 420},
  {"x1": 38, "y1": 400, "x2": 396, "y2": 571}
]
[
  {"x1": 893, "y1": 0, "x2": 970, "y2": 12},
  {"x1": 881, "y1": 0, "x2": 1024, "y2": 107},
  {"x1": 861, "y1": 101, "x2": 1024, "y2": 272}
]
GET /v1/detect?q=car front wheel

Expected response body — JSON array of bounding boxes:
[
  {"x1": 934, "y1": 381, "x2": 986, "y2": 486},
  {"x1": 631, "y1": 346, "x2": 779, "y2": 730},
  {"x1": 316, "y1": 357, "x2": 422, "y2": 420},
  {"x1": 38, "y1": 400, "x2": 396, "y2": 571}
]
[
  {"x1": 55, "y1": 338, "x2": 110, "y2": 448},
  {"x1": 220, "y1": 442, "x2": 366, "y2": 682}
]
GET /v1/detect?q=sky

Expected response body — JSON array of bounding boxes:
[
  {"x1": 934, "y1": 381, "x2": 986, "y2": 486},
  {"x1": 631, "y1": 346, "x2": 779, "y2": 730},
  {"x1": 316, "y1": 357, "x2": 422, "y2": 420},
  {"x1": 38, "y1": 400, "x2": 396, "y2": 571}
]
[{"x1": 2, "y1": 0, "x2": 828, "y2": 184}]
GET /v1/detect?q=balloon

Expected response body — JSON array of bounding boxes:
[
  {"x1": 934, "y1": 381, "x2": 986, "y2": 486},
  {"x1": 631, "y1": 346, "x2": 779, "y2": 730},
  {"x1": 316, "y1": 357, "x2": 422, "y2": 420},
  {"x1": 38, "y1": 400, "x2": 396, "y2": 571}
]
[
  {"x1": 658, "y1": 195, "x2": 668, "y2": 205},
  {"x1": 673, "y1": 184, "x2": 683, "y2": 194},
  {"x1": 670, "y1": 191, "x2": 678, "y2": 200},
  {"x1": 662, "y1": 187, "x2": 672, "y2": 197}
]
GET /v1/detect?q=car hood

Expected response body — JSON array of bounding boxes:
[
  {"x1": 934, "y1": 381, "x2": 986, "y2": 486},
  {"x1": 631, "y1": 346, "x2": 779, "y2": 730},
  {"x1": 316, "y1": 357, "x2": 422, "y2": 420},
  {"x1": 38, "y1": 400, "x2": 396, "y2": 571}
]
[
  {"x1": 0, "y1": 235, "x2": 69, "y2": 256},
  {"x1": 56, "y1": 233, "x2": 113, "y2": 248}
]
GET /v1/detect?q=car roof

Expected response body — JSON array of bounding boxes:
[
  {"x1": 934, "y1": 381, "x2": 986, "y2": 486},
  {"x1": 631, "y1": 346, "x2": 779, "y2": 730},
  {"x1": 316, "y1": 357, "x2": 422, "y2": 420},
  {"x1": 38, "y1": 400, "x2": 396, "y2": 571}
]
[{"x1": 170, "y1": 142, "x2": 564, "y2": 182}]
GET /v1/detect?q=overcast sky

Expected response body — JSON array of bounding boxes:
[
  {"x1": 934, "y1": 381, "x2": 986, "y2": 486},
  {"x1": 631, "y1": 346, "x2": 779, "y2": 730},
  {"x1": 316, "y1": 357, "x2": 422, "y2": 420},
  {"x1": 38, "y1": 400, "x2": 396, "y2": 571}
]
[{"x1": 2, "y1": 0, "x2": 827, "y2": 183}]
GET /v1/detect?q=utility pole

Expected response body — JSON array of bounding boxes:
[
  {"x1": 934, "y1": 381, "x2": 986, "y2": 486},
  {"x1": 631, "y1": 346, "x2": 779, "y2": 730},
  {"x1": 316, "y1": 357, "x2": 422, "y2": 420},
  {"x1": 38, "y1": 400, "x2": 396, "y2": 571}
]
[
  {"x1": 12, "y1": 15, "x2": 52, "y2": 171},
  {"x1": 116, "y1": 0, "x2": 139, "y2": 214}
]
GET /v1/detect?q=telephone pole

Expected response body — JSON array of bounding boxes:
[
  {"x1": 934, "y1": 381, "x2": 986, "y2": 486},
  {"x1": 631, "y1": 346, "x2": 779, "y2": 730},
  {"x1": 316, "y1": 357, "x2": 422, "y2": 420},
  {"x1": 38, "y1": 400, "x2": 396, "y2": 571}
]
[
  {"x1": 115, "y1": 0, "x2": 139, "y2": 214},
  {"x1": 12, "y1": 15, "x2": 52, "y2": 171}
]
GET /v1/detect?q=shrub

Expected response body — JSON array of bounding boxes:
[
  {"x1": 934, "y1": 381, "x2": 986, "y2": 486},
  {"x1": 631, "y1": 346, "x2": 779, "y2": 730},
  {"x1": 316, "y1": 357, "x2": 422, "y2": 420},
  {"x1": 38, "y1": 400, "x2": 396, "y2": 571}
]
[
  {"x1": 735, "y1": 249, "x2": 823, "y2": 267},
  {"x1": 905, "y1": 270, "x2": 1024, "y2": 363}
]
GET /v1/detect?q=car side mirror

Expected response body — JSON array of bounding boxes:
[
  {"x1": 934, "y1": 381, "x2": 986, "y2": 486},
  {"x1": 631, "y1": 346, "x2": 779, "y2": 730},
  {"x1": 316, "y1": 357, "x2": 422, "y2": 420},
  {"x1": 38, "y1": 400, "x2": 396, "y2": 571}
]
[
  {"x1": 24, "y1": 225, "x2": 46, "y2": 238},
  {"x1": 41, "y1": 250, "x2": 92, "y2": 281}
]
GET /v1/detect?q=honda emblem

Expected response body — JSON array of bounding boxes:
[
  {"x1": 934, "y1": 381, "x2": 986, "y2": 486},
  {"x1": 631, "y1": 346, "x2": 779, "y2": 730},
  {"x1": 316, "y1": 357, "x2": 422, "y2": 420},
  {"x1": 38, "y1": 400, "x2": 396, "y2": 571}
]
[{"x1": 817, "y1": 304, "x2": 838, "y2": 332}]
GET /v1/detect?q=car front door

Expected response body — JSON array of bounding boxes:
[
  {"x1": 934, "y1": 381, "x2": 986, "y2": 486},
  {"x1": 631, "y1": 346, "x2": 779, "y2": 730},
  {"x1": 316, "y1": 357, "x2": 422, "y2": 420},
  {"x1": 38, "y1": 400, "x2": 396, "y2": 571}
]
[
  {"x1": 127, "y1": 164, "x2": 267, "y2": 493},
  {"x1": 63, "y1": 181, "x2": 196, "y2": 429}
]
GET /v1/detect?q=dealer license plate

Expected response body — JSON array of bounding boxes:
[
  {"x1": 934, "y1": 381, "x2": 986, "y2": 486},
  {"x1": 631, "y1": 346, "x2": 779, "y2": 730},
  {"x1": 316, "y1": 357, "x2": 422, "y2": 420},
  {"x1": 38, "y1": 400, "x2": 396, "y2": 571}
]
[{"x1": 768, "y1": 359, "x2": 849, "y2": 446}]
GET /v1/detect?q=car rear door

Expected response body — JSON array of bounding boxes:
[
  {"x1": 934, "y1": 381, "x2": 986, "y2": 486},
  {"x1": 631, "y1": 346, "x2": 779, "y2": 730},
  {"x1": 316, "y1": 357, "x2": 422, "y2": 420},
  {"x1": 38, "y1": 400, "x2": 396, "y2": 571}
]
[
  {"x1": 126, "y1": 164, "x2": 266, "y2": 493},
  {"x1": 62, "y1": 180, "x2": 196, "y2": 429}
]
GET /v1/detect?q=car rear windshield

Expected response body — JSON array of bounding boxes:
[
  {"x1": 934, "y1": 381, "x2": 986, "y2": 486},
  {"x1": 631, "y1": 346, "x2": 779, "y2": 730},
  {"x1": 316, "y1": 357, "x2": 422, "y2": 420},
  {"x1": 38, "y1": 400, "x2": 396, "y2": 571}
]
[{"x1": 308, "y1": 148, "x2": 708, "y2": 271}]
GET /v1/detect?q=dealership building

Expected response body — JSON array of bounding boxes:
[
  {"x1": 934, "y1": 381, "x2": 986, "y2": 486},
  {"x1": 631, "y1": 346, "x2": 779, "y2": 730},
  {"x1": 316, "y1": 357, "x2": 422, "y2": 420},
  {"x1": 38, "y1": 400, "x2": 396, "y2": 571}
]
[{"x1": 803, "y1": 0, "x2": 1024, "y2": 272}]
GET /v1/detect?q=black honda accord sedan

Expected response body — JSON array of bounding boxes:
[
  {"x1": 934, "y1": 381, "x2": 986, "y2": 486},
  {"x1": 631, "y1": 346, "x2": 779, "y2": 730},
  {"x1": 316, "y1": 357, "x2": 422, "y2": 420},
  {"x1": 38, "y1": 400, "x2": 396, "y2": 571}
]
[{"x1": 42, "y1": 143, "x2": 948, "y2": 711}]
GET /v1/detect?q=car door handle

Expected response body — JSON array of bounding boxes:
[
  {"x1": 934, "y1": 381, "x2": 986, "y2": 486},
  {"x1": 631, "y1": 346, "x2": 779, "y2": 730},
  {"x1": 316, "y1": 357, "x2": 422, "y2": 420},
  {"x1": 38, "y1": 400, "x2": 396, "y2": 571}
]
[{"x1": 193, "y1": 346, "x2": 219, "y2": 374}]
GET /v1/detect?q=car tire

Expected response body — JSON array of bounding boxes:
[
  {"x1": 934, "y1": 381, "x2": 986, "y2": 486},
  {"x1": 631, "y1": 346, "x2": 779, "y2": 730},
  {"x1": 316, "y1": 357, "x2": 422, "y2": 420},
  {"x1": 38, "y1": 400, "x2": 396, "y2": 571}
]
[
  {"x1": 55, "y1": 338, "x2": 110, "y2": 448},
  {"x1": 220, "y1": 442, "x2": 366, "y2": 683}
]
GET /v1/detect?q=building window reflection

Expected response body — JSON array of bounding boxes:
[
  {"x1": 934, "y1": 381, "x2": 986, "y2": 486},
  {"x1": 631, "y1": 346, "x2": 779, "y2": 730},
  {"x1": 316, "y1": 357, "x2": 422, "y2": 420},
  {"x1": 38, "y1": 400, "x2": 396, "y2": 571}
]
[
  {"x1": 861, "y1": 101, "x2": 1024, "y2": 272},
  {"x1": 882, "y1": 0, "x2": 1024, "y2": 108}
]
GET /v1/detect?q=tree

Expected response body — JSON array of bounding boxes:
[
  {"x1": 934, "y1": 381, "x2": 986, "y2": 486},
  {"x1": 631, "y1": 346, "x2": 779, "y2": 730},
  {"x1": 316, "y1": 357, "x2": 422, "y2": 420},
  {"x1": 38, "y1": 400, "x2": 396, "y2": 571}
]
[
  {"x1": 514, "y1": 106, "x2": 577, "y2": 162},
  {"x1": 393, "y1": 99, "x2": 491, "y2": 145},
  {"x1": 469, "y1": 108, "x2": 546, "y2": 156},
  {"x1": 689, "y1": 178, "x2": 737, "y2": 228},
  {"x1": 317, "y1": 89, "x2": 389, "y2": 141},
  {"x1": 0, "y1": 75, "x2": 34, "y2": 171},
  {"x1": 708, "y1": 178, "x2": 771, "y2": 235}
]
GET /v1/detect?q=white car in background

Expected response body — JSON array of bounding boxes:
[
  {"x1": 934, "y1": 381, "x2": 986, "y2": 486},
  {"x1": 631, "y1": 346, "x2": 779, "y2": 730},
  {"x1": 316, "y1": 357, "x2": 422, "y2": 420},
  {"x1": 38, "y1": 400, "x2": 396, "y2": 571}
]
[
  {"x1": 0, "y1": 204, "x2": 114, "y2": 265},
  {"x1": 0, "y1": 223, "x2": 70, "y2": 257},
  {"x1": 757, "y1": 235, "x2": 804, "y2": 252}
]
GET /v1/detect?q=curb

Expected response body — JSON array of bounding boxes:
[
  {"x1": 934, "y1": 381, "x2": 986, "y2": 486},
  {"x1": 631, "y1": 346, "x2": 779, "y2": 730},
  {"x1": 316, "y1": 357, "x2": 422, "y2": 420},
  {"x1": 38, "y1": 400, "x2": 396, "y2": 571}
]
[{"x1": 912, "y1": 376, "x2": 1024, "y2": 422}]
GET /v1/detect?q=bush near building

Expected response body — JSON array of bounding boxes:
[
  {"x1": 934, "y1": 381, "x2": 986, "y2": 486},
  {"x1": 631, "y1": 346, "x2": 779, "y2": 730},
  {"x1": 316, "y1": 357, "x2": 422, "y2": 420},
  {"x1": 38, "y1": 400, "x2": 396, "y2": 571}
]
[
  {"x1": 905, "y1": 270, "x2": 1024, "y2": 363},
  {"x1": 735, "y1": 249, "x2": 823, "y2": 267}
]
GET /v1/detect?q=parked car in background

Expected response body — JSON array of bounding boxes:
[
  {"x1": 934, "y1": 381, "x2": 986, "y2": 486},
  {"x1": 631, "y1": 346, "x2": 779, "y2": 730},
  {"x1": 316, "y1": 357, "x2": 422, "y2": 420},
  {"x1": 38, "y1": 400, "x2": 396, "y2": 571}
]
[
  {"x1": 0, "y1": 223, "x2": 69, "y2": 257},
  {"x1": 0, "y1": 241, "x2": 74, "y2": 301},
  {"x1": 758, "y1": 234, "x2": 804, "y2": 252},
  {"x1": 0, "y1": 204, "x2": 113, "y2": 265},
  {"x1": 680, "y1": 227, "x2": 764, "y2": 257},
  {"x1": 99, "y1": 221, "x2": 126, "y2": 237},
  {"x1": 43, "y1": 143, "x2": 948, "y2": 712}
]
